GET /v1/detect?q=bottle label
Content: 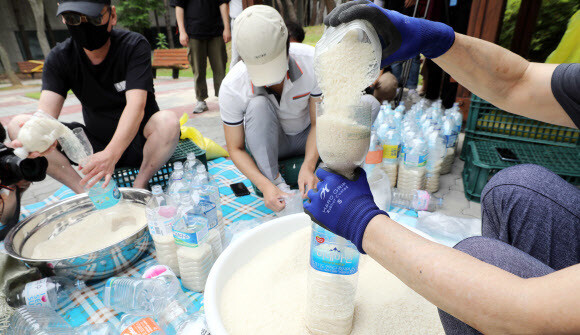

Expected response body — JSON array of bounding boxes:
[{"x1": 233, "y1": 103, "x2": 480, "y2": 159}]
[
  {"x1": 173, "y1": 222, "x2": 208, "y2": 248},
  {"x1": 445, "y1": 134, "x2": 458, "y2": 148},
  {"x1": 382, "y1": 144, "x2": 400, "y2": 161},
  {"x1": 404, "y1": 153, "x2": 427, "y2": 167},
  {"x1": 120, "y1": 318, "x2": 162, "y2": 335},
  {"x1": 309, "y1": 226, "x2": 359, "y2": 275},
  {"x1": 23, "y1": 278, "x2": 51, "y2": 307},
  {"x1": 365, "y1": 149, "x2": 383, "y2": 165},
  {"x1": 413, "y1": 190, "x2": 431, "y2": 211},
  {"x1": 200, "y1": 200, "x2": 218, "y2": 230},
  {"x1": 148, "y1": 216, "x2": 173, "y2": 236},
  {"x1": 90, "y1": 181, "x2": 122, "y2": 210}
]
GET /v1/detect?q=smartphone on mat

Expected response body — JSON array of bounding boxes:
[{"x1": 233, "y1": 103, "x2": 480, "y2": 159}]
[
  {"x1": 496, "y1": 147, "x2": 519, "y2": 163},
  {"x1": 230, "y1": 182, "x2": 250, "y2": 197}
]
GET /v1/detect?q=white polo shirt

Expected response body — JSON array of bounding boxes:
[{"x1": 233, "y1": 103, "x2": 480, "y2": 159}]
[{"x1": 219, "y1": 43, "x2": 322, "y2": 136}]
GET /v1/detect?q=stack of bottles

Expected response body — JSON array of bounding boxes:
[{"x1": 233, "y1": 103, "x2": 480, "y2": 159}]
[
  {"x1": 146, "y1": 153, "x2": 225, "y2": 293},
  {"x1": 369, "y1": 98, "x2": 462, "y2": 194}
]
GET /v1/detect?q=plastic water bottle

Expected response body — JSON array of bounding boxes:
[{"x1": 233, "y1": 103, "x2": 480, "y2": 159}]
[
  {"x1": 6, "y1": 276, "x2": 86, "y2": 310},
  {"x1": 6, "y1": 306, "x2": 76, "y2": 334},
  {"x1": 306, "y1": 223, "x2": 359, "y2": 335},
  {"x1": 446, "y1": 102, "x2": 463, "y2": 149},
  {"x1": 76, "y1": 323, "x2": 116, "y2": 335},
  {"x1": 167, "y1": 162, "x2": 189, "y2": 201},
  {"x1": 103, "y1": 271, "x2": 181, "y2": 316},
  {"x1": 174, "y1": 195, "x2": 213, "y2": 292},
  {"x1": 391, "y1": 189, "x2": 443, "y2": 212},
  {"x1": 380, "y1": 118, "x2": 401, "y2": 188},
  {"x1": 88, "y1": 179, "x2": 122, "y2": 210},
  {"x1": 440, "y1": 116, "x2": 458, "y2": 175},
  {"x1": 394, "y1": 101, "x2": 405, "y2": 114},
  {"x1": 192, "y1": 165, "x2": 226, "y2": 244},
  {"x1": 425, "y1": 129, "x2": 446, "y2": 193},
  {"x1": 397, "y1": 135, "x2": 427, "y2": 192},
  {"x1": 191, "y1": 182, "x2": 222, "y2": 263},
  {"x1": 147, "y1": 185, "x2": 180, "y2": 276},
  {"x1": 117, "y1": 315, "x2": 164, "y2": 335},
  {"x1": 183, "y1": 153, "x2": 203, "y2": 184}
]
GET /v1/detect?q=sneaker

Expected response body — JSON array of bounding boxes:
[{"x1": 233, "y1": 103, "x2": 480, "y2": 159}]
[{"x1": 193, "y1": 101, "x2": 208, "y2": 114}]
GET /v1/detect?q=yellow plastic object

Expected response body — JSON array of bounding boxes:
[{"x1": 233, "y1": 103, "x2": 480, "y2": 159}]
[
  {"x1": 179, "y1": 114, "x2": 229, "y2": 159},
  {"x1": 546, "y1": 10, "x2": 580, "y2": 64}
]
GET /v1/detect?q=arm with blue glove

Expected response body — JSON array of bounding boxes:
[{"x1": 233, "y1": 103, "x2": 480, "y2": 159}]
[
  {"x1": 304, "y1": 167, "x2": 580, "y2": 334},
  {"x1": 325, "y1": 0, "x2": 575, "y2": 128}
]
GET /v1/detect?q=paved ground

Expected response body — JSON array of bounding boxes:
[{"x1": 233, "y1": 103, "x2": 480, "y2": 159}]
[{"x1": 0, "y1": 77, "x2": 481, "y2": 219}]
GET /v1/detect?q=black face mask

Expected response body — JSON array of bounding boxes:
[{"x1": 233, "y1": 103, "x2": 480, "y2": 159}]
[{"x1": 67, "y1": 19, "x2": 111, "y2": 51}]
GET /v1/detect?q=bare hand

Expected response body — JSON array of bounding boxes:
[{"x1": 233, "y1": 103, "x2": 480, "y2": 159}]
[
  {"x1": 262, "y1": 184, "x2": 290, "y2": 212},
  {"x1": 223, "y1": 28, "x2": 231, "y2": 43},
  {"x1": 179, "y1": 32, "x2": 189, "y2": 47},
  {"x1": 80, "y1": 149, "x2": 118, "y2": 189},
  {"x1": 297, "y1": 167, "x2": 319, "y2": 198}
]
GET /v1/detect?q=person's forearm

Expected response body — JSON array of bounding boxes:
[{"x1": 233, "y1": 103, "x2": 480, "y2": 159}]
[
  {"x1": 303, "y1": 125, "x2": 319, "y2": 171},
  {"x1": 219, "y1": 3, "x2": 231, "y2": 31},
  {"x1": 38, "y1": 90, "x2": 66, "y2": 119},
  {"x1": 363, "y1": 215, "x2": 540, "y2": 334},
  {"x1": 434, "y1": 33, "x2": 574, "y2": 128},
  {"x1": 229, "y1": 147, "x2": 275, "y2": 191},
  {"x1": 175, "y1": 7, "x2": 186, "y2": 34}
]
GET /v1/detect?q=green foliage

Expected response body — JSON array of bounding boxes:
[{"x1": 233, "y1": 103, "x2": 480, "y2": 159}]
[
  {"x1": 116, "y1": 0, "x2": 165, "y2": 34},
  {"x1": 156, "y1": 33, "x2": 169, "y2": 49},
  {"x1": 499, "y1": 0, "x2": 579, "y2": 62}
]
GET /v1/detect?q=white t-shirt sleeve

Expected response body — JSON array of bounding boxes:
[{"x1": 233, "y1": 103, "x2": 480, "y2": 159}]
[
  {"x1": 219, "y1": 80, "x2": 245, "y2": 126},
  {"x1": 310, "y1": 79, "x2": 322, "y2": 98}
]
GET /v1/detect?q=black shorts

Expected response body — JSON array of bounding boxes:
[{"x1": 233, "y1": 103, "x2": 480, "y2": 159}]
[{"x1": 60, "y1": 122, "x2": 147, "y2": 168}]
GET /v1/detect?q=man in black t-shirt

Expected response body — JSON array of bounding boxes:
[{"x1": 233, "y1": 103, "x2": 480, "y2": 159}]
[
  {"x1": 172, "y1": 0, "x2": 231, "y2": 114},
  {"x1": 8, "y1": 0, "x2": 180, "y2": 193}
]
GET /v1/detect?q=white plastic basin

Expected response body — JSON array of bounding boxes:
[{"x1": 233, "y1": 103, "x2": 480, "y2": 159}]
[{"x1": 205, "y1": 213, "x2": 436, "y2": 334}]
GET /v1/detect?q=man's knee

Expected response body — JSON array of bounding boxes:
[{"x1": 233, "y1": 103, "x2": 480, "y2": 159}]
[
  {"x1": 145, "y1": 110, "x2": 180, "y2": 139},
  {"x1": 481, "y1": 164, "x2": 560, "y2": 211}
]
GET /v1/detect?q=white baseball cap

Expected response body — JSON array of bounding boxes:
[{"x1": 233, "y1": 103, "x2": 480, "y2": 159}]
[{"x1": 234, "y1": 5, "x2": 288, "y2": 86}]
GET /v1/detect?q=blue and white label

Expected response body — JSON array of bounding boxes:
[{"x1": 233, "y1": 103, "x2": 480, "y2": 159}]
[
  {"x1": 89, "y1": 181, "x2": 122, "y2": 210},
  {"x1": 404, "y1": 153, "x2": 427, "y2": 167},
  {"x1": 445, "y1": 134, "x2": 458, "y2": 148},
  {"x1": 309, "y1": 227, "x2": 359, "y2": 275},
  {"x1": 173, "y1": 218, "x2": 208, "y2": 248},
  {"x1": 23, "y1": 279, "x2": 51, "y2": 307}
]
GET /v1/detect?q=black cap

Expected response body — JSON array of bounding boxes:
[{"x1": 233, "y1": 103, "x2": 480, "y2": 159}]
[{"x1": 56, "y1": 0, "x2": 111, "y2": 17}]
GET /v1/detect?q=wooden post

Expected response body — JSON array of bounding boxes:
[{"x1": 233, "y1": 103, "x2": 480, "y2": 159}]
[
  {"x1": 510, "y1": 0, "x2": 541, "y2": 59},
  {"x1": 455, "y1": 0, "x2": 506, "y2": 118}
]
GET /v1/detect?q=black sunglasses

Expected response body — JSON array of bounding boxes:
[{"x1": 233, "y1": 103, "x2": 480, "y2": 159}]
[{"x1": 62, "y1": 7, "x2": 110, "y2": 26}]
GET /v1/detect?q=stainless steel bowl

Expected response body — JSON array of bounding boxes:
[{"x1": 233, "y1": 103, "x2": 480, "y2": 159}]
[{"x1": 4, "y1": 188, "x2": 152, "y2": 282}]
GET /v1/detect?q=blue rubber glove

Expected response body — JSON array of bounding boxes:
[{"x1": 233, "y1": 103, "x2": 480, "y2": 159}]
[
  {"x1": 324, "y1": 0, "x2": 455, "y2": 68},
  {"x1": 304, "y1": 167, "x2": 387, "y2": 254}
]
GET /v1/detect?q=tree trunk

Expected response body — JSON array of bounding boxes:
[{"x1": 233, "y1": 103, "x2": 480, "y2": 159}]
[
  {"x1": 285, "y1": 0, "x2": 299, "y2": 23},
  {"x1": 0, "y1": 44, "x2": 22, "y2": 87},
  {"x1": 163, "y1": 0, "x2": 175, "y2": 49},
  {"x1": 153, "y1": 10, "x2": 161, "y2": 34},
  {"x1": 323, "y1": 0, "x2": 335, "y2": 13},
  {"x1": 10, "y1": 0, "x2": 32, "y2": 60},
  {"x1": 310, "y1": 0, "x2": 318, "y2": 26},
  {"x1": 275, "y1": 0, "x2": 285, "y2": 21},
  {"x1": 28, "y1": 0, "x2": 51, "y2": 57},
  {"x1": 315, "y1": 0, "x2": 324, "y2": 25},
  {"x1": 296, "y1": 0, "x2": 304, "y2": 24},
  {"x1": 44, "y1": 9, "x2": 56, "y2": 48}
]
